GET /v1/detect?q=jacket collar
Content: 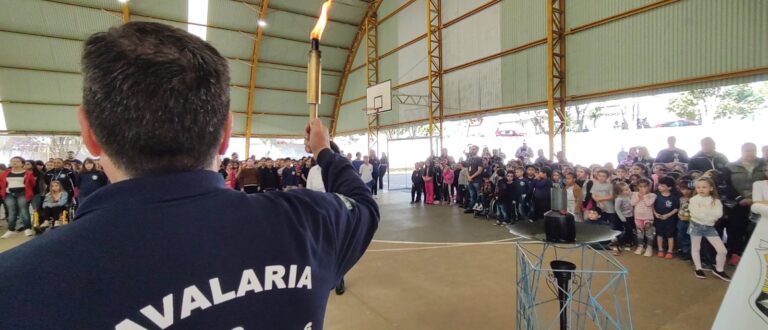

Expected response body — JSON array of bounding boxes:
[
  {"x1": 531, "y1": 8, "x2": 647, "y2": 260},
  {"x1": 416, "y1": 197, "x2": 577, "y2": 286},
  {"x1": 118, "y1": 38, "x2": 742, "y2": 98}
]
[
  {"x1": 732, "y1": 158, "x2": 766, "y2": 168},
  {"x1": 76, "y1": 170, "x2": 225, "y2": 218}
]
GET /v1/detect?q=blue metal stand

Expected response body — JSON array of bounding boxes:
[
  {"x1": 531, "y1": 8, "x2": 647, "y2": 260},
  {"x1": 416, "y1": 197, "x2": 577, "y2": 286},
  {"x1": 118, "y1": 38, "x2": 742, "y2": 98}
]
[{"x1": 515, "y1": 242, "x2": 633, "y2": 329}]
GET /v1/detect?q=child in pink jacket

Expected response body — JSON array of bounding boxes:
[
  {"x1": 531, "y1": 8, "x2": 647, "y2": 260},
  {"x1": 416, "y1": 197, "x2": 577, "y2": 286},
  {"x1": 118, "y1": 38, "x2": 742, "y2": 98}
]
[
  {"x1": 442, "y1": 163, "x2": 455, "y2": 205},
  {"x1": 632, "y1": 178, "x2": 657, "y2": 256}
]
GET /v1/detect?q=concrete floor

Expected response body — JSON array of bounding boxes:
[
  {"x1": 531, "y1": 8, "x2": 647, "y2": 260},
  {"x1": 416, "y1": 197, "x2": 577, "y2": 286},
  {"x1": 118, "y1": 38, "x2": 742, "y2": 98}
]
[
  {"x1": 0, "y1": 190, "x2": 730, "y2": 329},
  {"x1": 325, "y1": 190, "x2": 730, "y2": 329}
]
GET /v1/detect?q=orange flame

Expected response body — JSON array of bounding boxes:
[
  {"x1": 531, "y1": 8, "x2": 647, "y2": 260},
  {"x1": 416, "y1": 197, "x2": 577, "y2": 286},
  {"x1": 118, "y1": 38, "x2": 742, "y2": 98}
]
[{"x1": 310, "y1": 0, "x2": 332, "y2": 40}]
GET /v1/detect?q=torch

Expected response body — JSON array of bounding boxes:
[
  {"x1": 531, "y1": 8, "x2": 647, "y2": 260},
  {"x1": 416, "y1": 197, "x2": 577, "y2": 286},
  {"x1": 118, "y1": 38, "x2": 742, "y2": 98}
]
[{"x1": 308, "y1": 0, "x2": 332, "y2": 119}]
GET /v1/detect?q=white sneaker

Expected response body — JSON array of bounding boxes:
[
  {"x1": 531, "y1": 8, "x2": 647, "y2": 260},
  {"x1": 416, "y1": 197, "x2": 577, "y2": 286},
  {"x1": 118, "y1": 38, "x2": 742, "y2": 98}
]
[
  {"x1": 24, "y1": 229, "x2": 34, "y2": 237},
  {"x1": 476, "y1": 205, "x2": 484, "y2": 212},
  {"x1": 643, "y1": 246, "x2": 653, "y2": 257},
  {"x1": 54, "y1": 221, "x2": 62, "y2": 227},
  {"x1": 1, "y1": 231, "x2": 17, "y2": 239},
  {"x1": 634, "y1": 246, "x2": 644, "y2": 255},
  {"x1": 40, "y1": 220, "x2": 50, "y2": 228}
]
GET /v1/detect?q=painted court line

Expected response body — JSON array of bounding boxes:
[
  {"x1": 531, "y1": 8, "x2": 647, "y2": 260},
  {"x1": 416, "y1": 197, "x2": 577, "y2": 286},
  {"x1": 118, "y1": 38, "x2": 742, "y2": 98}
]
[
  {"x1": 371, "y1": 237, "x2": 521, "y2": 245},
  {"x1": 367, "y1": 238, "x2": 522, "y2": 252}
]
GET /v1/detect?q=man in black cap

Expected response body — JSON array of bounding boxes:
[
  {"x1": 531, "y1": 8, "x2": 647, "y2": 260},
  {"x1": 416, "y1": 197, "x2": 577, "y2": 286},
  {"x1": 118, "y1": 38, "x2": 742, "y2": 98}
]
[{"x1": 0, "y1": 22, "x2": 379, "y2": 329}]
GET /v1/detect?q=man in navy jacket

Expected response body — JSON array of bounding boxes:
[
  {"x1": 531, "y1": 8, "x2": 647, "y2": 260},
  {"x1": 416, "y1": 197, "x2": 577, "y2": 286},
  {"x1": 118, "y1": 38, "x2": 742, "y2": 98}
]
[{"x1": 0, "y1": 22, "x2": 379, "y2": 330}]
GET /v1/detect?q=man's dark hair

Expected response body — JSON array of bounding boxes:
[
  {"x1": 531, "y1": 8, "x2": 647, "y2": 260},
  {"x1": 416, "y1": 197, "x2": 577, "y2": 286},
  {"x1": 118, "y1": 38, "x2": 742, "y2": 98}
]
[{"x1": 82, "y1": 22, "x2": 230, "y2": 175}]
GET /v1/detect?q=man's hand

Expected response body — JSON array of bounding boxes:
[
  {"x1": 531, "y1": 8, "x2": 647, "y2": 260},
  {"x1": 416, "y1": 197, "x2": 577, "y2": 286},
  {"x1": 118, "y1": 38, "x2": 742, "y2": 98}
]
[
  {"x1": 739, "y1": 198, "x2": 753, "y2": 207},
  {"x1": 305, "y1": 118, "x2": 331, "y2": 159}
]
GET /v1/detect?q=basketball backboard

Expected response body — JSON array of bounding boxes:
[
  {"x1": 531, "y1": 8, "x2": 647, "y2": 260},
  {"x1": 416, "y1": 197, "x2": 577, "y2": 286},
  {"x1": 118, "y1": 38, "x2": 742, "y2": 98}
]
[{"x1": 366, "y1": 80, "x2": 392, "y2": 115}]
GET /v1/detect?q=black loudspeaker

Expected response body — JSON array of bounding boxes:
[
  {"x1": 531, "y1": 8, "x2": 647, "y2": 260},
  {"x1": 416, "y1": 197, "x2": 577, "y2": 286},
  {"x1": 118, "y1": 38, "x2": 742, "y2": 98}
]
[{"x1": 544, "y1": 210, "x2": 576, "y2": 243}]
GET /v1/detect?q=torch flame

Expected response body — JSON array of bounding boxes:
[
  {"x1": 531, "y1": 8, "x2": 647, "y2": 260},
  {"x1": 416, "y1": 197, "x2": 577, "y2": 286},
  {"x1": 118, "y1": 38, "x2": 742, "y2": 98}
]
[{"x1": 310, "y1": 0, "x2": 332, "y2": 40}]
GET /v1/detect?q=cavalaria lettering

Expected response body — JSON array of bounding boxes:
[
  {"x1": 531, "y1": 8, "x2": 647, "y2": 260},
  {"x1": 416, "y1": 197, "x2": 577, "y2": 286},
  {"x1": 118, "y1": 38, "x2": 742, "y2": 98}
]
[{"x1": 115, "y1": 265, "x2": 312, "y2": 329}]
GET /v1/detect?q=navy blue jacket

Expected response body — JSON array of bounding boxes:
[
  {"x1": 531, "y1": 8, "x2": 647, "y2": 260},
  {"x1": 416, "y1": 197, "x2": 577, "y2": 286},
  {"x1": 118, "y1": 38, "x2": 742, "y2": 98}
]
[
  {"x1": 533, "y1": 178, "x2": 553, "y2": 200},
  {"x1": 0, "y1": 149, "x2": 378, "y2": 329},
  {"x1": 77, "y1": 171, "x2": 109, "y2": 199}
]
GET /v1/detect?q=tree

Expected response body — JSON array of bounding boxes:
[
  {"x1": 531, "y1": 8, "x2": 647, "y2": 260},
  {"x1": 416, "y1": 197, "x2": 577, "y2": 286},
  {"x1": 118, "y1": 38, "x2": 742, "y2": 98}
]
[
  {"x1": 589, "y1": 106, "x2": 605, "y2": 128},
  {"x1": 567, "y1": 104, "x2": 590, "y2": 132},
  {"x1": 666, "y1": 84, "x2": 764, "y2": 123},
  {"x1": 565, "y1": 104, "x2": 609, "y2": 132}
]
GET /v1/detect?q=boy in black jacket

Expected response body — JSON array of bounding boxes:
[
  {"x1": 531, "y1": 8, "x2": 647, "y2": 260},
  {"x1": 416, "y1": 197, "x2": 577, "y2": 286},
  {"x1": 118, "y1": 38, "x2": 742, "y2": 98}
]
[
  {"x1": 411, "y1": 162, "x2": 424, "y2": 203},
  {"x1": 511, "y1": 167, "x2": 532, "y2": 222}
]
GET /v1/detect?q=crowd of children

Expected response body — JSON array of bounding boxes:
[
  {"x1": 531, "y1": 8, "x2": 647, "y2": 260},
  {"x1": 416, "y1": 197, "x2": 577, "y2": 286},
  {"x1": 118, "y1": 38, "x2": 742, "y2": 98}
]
[
  {"x1": 410, "y1": 140, "x2": 768, "y2": 281},
  {"x1": 0, "y1": 153, "x2": 109, "y2": 238},
  {"x1": 220, "y1": 149, "x2": 388, "y2": 195}
]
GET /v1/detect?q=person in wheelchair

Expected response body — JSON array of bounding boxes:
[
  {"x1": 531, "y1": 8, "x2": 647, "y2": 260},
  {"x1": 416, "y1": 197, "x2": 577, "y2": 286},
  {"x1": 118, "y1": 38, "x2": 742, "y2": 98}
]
[
  {"x1": 475, "y1": 173, "x2": 495, "y2": 217},
  {"x1": 38, "y1": 180, "x2": 69, "y2": 228}
]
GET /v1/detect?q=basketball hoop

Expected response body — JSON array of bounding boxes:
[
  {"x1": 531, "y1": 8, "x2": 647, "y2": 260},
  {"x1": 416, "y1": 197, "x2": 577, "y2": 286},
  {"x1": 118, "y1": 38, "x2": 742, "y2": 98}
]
[{"x1": 365, "y1": 80, "x2": 392, "y2": 115}]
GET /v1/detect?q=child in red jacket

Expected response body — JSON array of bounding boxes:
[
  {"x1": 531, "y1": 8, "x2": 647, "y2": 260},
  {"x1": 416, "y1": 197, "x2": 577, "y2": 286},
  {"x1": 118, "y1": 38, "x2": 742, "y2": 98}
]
[{"x1": 0, "y1": 156, "x2": 37, "y2": 238}]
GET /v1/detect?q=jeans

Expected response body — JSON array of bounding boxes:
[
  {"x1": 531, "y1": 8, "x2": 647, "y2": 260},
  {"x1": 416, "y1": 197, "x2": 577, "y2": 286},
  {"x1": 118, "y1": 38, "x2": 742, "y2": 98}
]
[
  {"x1": 365, "y1": 180, "x2": 375, "y2": 193},
  {"x1": 466, "y1": 182, "x2": 480, "y2": 210},
  {"x1": 497, "y1": 200, "x2": 509, "y2": 222},
  {"x1": 4, "y1": 193, "x2": 30, "y2": 231},
  {"x1": 677, "y1": 221, "x2": 691, "y2": 254}
]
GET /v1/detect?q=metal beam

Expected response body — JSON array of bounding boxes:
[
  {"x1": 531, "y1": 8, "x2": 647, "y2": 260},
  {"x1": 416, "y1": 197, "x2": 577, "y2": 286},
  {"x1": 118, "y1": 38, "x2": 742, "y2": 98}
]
[
  {"x1": 426, "y1": 0, "x2": 444, "y2": 156},
  {"x1": 229, "y1": 0, "x2": 360, "y2": 27},
  {"x1": 567, "y1": 67, "x2": 768, "y2": 101},
  {"x1": 244, "y1": 0, "x2": 270, "y2": 157},
  {"x1": 547, "y1": 0, "x2": 567, "y2": 160},
  {"x1": 337, "y1": 101, "x2": 549, "y2": 136},
  {"x1": 441, "y1": 0, "x2": 500, "y2": 29},
  {"x1": 378, "y1": 0, "x2": 416, "y2": 25},
  {"x1": 365, "y1": 8, "x2": 380, "y2": 156},
  {"x1": 232, "y1": 111, "x2": 332, "y2": 119},
  {"x1": 566, "y1": 0, "x2": 679, "y2": 35},
  {"x1": 330, "y1": 0, "x2": 383, "y2": 136},
  {"x1": 348, "y1": 0, "x2": 500, "y2": 78},
  {"x1": 258, "y1": 59, "x2": 342, "y2": 74},
  {"x1": 393, "y1": 94, "x2": 429, "y2": 107},
  {"x1": 40, "y1": 0, "x2": 350, "y2": 51},
  {"x1": 0, "y1": 66, "x2": 338, "y2": 96},
  {"x1": 339, "y1": 75, "x2": 428, "y2": 106}
]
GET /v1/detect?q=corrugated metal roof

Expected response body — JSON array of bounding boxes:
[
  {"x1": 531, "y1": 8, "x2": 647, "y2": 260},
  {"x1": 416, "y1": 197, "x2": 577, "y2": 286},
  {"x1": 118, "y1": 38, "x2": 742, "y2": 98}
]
[{"x1": 0, "y1": 0, "x2": 372, "y2": 136}]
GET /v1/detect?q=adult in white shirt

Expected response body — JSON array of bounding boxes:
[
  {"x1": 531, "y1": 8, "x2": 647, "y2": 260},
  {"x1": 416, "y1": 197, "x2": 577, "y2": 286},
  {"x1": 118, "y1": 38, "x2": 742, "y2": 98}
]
[
  {"x1": 752, "y1": 180, "x2": 768, "y2": 217},
  {"x1": 359, "y1": 156, "x2": 374, "y2": 192},
  {"x1": 0, "y1": 156, "x2": 35, "y2": 238}
]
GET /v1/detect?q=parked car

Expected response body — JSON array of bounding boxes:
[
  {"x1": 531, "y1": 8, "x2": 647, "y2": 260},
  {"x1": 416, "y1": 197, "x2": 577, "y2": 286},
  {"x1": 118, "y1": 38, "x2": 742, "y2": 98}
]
[
  {"x1": 655, "y1": 119, "x2": 700, "y2": 128},
  {"x1": 495, "y1": 128, "x2": 526, "y2": 137}
]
